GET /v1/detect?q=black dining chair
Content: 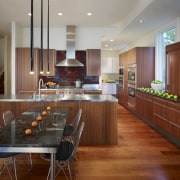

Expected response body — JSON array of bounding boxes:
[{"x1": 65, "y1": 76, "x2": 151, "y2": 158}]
[
  {"x1": 2, "y1": 110, "x2": 33, "y2": 170},
  {"x1": 41, "y1": 121, "x2": 85, "y2": 180},
  {"x1": 63, "y1": 108, "x2": 82, "y2": 140}
]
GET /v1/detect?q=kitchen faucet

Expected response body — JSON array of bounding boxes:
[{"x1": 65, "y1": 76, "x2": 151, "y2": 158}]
[{"x1": 38, "y1": 78, "x2": 44, "y2": 99}]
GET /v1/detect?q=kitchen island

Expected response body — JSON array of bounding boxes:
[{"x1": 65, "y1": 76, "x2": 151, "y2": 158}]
[{"x1": 0, "y1": 94, "x2": 118, "y2": 145}]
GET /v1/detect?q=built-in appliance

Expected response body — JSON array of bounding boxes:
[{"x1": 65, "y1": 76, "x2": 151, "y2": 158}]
[
  {"x1": 128, "y1": 64, "x2": 136, "y2": 84},
  {"x1": 56, "y1": 87, "x2": 84, "y2": 95},
  {"x1": 128, "y1": 84, "x2": 136, "y2": 97},
  {"x1": 119, "y1": 66, "x2": 124, "y2": 88}
]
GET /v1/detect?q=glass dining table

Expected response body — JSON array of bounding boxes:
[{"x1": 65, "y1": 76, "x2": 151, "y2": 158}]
[{"x1": 0, "y1": 106, "x2": 68, "y2": 180}]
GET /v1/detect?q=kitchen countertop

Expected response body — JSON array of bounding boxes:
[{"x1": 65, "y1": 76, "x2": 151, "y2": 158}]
[{"x1": 0, "y1": 94, "x2": 117, "y2": 102}]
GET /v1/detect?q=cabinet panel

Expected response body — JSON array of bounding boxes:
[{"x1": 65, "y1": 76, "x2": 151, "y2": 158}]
[
  {"x1": 41, "y1": 49, "x2": 56, "y2": 76},
  {"x1": 86, "y1": 49, "x2": 101, "y2": 76},
  {"x1": 166, "y1": 42, "x2": 180, "y2": 96},
  {"x1": 102, "y1": 57, "x2": 119, "y2": 73},
  {"x1": 16, "y1": 48, "x2": 40, "y2": 94}
]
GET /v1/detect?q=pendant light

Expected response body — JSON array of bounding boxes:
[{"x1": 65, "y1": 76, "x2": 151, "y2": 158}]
[
  {"x1": 40, "y1": 0, "x2": 43, "y2": 74},
  {"x1": 47, "y1": 0, "x2": 50, "y2": 74},
  {"x1": 30, "y1": 0, "x2": 34, "y2": 74}
]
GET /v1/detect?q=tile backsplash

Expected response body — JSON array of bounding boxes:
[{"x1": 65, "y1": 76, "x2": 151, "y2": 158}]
[{"x1": 41, "y1": 50, "x2": 99, "y2": 86}]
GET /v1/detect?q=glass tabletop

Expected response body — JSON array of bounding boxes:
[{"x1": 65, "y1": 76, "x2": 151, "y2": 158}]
[{"x1": 0, "y1": 107, "x2": 68, "y2": 148}]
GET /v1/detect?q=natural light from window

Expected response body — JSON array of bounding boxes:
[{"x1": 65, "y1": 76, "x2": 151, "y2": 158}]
[{"x1": 156, "y1": 28, "x2": 175, "y2": 83}]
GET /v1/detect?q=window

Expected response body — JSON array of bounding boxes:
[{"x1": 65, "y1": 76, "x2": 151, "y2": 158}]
[{"x1": 156, "y1": 28, "x2": 175, "y2": 83}]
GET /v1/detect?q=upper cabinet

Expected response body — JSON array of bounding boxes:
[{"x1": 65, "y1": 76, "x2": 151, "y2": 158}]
[
  {"x1": 166, "y1": 41, "x2": 180, "y2": 96},
  {"x1": 101, "y1": 57, "x2": 119, "y2": 73},
  {"x1": 16, "y1": 48, "x2": 40, "y2": 94},
  {"x1": 41, "y1": 49, "x2": 56, "y2": 76},
  {"x1": 86, "y1": 49, "x2": 101, "y2": 76}
]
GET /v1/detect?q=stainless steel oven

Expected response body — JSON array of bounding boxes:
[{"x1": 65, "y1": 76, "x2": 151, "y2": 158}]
[
  {"x1": 128, "y1": 84, "x2": 136, "y2": 97},
  {"x1": 128, "y1": 64, "x2": 136, "y2": 84}
]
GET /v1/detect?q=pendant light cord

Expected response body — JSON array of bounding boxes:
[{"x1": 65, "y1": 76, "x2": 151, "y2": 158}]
[{"x1": 30, "y1": 0, "x2": 34, "y2": 72}]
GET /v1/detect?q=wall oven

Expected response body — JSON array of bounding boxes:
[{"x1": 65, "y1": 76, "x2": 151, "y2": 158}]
[
  {"x1": 128, "y1": 84, "x2": 136, "y2": 97},
  {"x1": 128, "y1": 64, "x2": 136, "y2": 84},
  {"x1": 119, "y1": 66, "x2": 124, "y2": 88}
]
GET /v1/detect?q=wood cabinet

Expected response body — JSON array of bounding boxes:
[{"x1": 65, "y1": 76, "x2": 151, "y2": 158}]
[
  {"x1": 127, "y1": 47, "x2": 155, "y2": 88},
  {"x1": 117, "y1": 84, "x2": 128, "y2": 106},
  {"x1": 135, "y1": 91, "x2": 180, "y2": 145},
  {"x1": 118, "y1": 47, "x2": 155, "y2": 109},
  {"x1": 84, "y1": 90, "x2": 102, "y2": 94},
  {"x1": 136, "y1": 91, "x2": 153, "y2": 120},
  {"x1": 86, "y1": 49, "x2": 101, "y2": 76},
  {"x1": 117, "y1": 52, "x2": 128, "y2": 105},
  {"x1": 101, "y1": 57, "x2": 119, "y2": 73},
  {"x1": 16, "y1": 48, "x2": 40, "y2": 94},
  {"x1": 153, "y1": 96, "x2": 180, "y2": 141},
  {"x1": 41, "y1": 49, "x2": 56, "y2": 76},
  {"x1": 166, "y1": 42, "x2": 180, "y2": 96}
]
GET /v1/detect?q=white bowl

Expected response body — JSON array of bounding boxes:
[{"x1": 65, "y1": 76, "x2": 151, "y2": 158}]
[{"x1": 151, "y1": 83, "x2": 165, "y2": 91}]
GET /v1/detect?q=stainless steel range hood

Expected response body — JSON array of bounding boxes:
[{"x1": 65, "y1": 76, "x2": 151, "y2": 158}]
[{"x1": 56, "y1": 25, "x2": 84, "y2": 67}]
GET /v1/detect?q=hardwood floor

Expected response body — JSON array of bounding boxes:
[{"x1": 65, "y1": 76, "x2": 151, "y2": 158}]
[{"x1": 1, "y1": 104, "x2": 180, "y2": 180}]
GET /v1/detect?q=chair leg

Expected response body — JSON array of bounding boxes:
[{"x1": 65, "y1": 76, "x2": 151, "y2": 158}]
[
  {"x1": 0, "y1": 157, "x2": 16, "y2": 180},
  {"x1": 13, "y1": 157, "x2": 18, "y2": 180}
]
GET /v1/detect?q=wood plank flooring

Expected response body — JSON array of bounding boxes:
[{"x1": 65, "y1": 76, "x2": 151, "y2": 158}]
[{"x1": 0, "y1": 104, "x2": 180, "y2": 180}]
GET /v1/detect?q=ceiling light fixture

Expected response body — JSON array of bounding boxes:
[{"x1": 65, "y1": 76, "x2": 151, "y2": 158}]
[
  {"x1": 139, "y1": 19, "x2": 143, "y2": 23},
  {"x1": 87, "y1": 12, "x2": 92, "y2": 16},
  {"x1": 58, "y1": 12, "x2": 63, "y2": 16}
]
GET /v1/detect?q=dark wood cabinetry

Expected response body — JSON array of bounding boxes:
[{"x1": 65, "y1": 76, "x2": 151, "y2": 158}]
[
  {"x1": 16, "y1": 48, "x2": 40, "y2": 94},
  {"x1": 117, "y1": 51, "x2": 128, "y2": 106},
  {"x1": 166, "y1": 42, "x2": 180, "y2": 96},
  {"x1": 41, "y1": 49, "x2": 56, "y2": 76},
  {"x1": 86, "y1": 49, "x2": 101, "y2": 76},
  {"x1": 136, "y1": 91, "x2": 180, "y2": 145},
  {"x1": 117, "y1": 47, "x2": 155, "y2": 109}
]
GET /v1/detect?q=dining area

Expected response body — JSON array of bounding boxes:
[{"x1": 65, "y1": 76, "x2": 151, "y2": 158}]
[{"x1": 0, "y1": 106, "x2": 84, "y2": 180}]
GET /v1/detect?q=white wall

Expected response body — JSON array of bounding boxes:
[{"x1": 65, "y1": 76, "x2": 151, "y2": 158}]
[{"x1": 18, "y1": 26, "x2": 119, "y2": 50}]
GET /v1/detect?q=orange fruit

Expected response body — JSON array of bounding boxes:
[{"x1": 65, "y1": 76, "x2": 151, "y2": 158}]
[
  {"x1": 42, "y1": 111, "x2": 47, "y2": 116},
  {"x1": 32, "y1": 121, "x2": 38, "y2": 127},
  {"x1": 47, "y1": 106, "x2": 51, "y2": 111},
  {"x1": 25, "y1": 129, "x2": 32, "y2": 135},
  {"x1": 36, "y1": 115, "x2": 42, "y2": 121}
]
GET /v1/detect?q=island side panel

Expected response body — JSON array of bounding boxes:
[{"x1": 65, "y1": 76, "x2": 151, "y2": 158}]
[{"x1": 0, "y1": 101, "x2": 118, "y2": 145}]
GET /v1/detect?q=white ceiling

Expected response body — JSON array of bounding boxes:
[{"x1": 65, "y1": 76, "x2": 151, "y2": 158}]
[{"x1": 0, "y1": 0, "x2": 180, "y2": 50}]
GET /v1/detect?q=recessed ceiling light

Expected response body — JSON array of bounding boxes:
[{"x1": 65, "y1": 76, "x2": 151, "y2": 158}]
[
  {"x1": 28, "y1": 13, "x2": 31, "y2": 16},
  {"x1": 58, "y1": 12, "x2": 63, "y2": 16},
  {"x1": 139, "y1": 19, "x2": 143, "y2": 23},
  {"x1": 110, "y1": 39, "x2": 114, "y2": 42},
  {"x1": 87, "y1": 12, "x2": 92, "y2": 16},
  {"x1": 105, "y1": 44, "x2": 108, "y2": 47}
]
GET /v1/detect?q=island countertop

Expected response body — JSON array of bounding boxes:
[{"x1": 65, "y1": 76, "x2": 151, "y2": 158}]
[{"x1": 0, "y1": 94, "x2": 118, "y2": 102}]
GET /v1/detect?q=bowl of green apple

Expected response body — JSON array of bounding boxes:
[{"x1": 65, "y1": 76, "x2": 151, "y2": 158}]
[{"x1": 151, "y1": 80, "x2": 165, "y2": 91}]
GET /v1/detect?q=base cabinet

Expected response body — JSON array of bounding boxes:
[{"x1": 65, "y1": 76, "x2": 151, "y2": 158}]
[
  {"x1": 136, "y1": 91, "x2": 180, "y2": 145},
  {"x1": 102, "y1": 83, "x2": 117, "y2": 94}
]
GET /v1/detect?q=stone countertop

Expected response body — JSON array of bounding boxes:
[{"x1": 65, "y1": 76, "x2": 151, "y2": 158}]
[{"x1": 0, "y1": 94, "x2": 117, "y2": 102}]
